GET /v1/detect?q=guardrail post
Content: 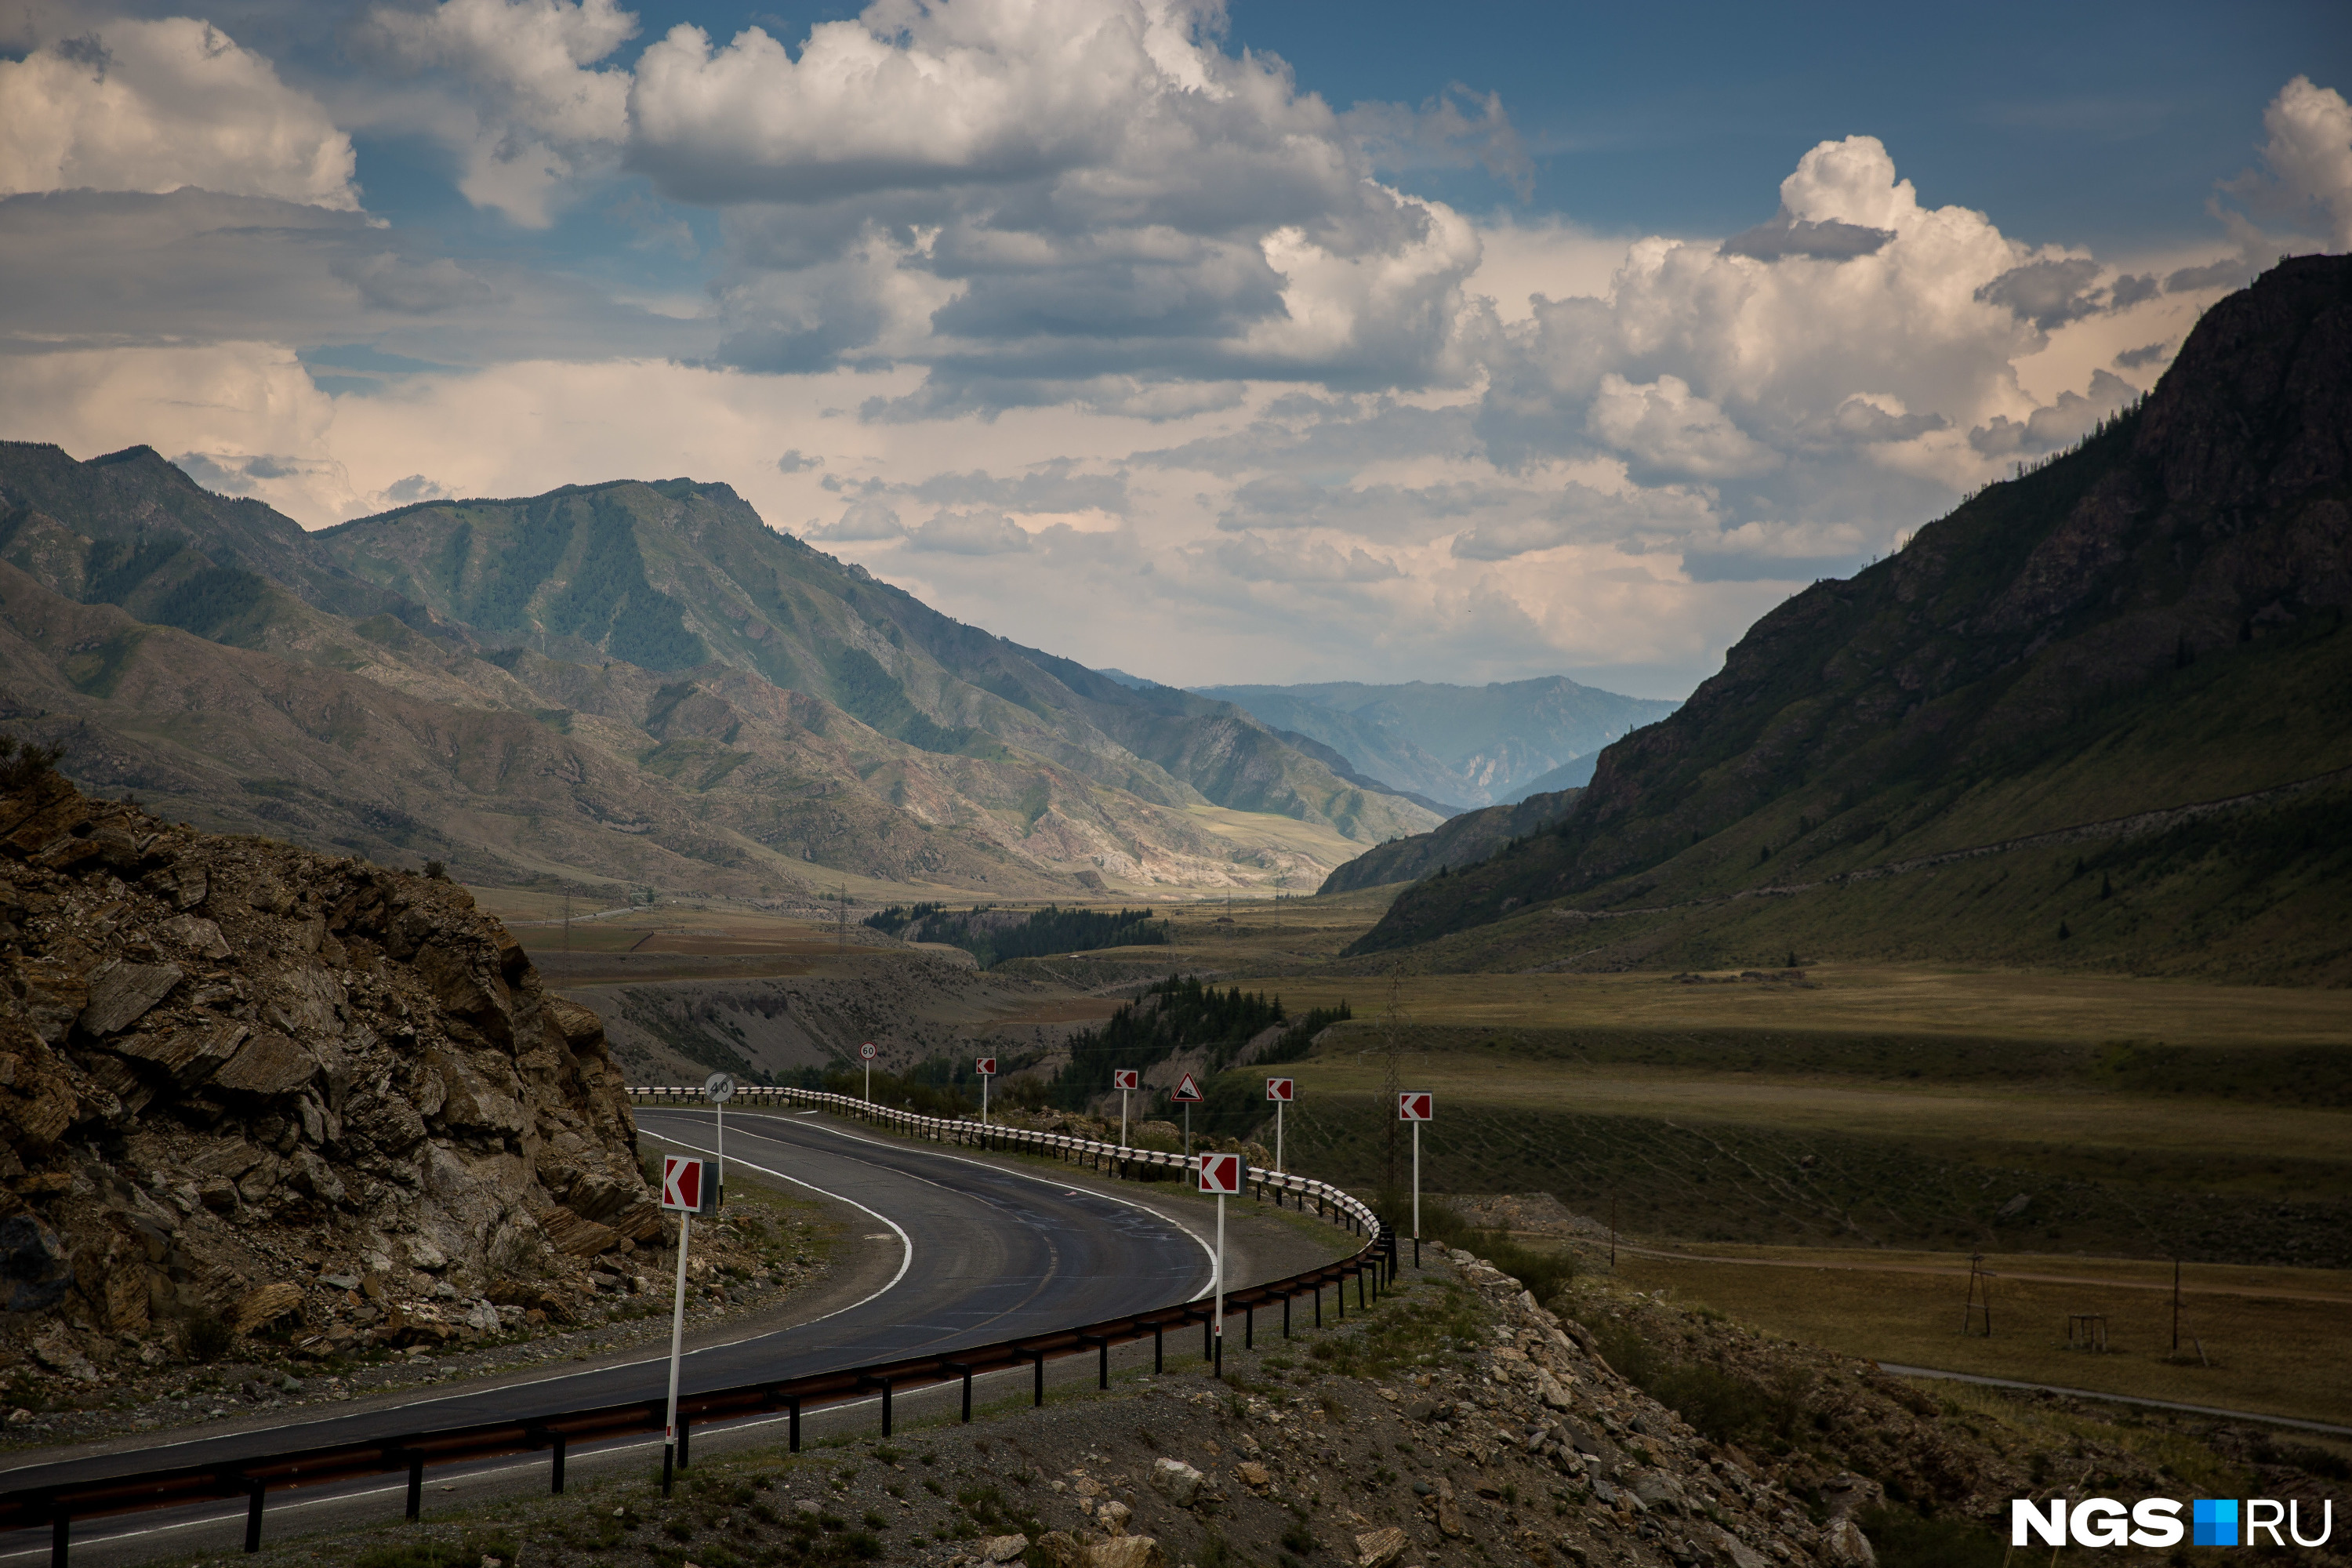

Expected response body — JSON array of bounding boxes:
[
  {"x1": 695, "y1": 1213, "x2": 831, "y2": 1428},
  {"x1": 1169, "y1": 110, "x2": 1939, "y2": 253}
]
[
  {"x1": 1358, "y1": 1266, "x2": 1368, "y2": 1311},
  {"x1": 1244, "y1": 1304, "x2": 1254, "y2": 1350},
  {"x1": 1314, "y1": 1284, "x2": 1322, "y2": 1328},
  {"x1": 400, "y1": 1450, "x2": 423, "y2": 1521},
  {"x1": 243, "y1": 1476, "x2": 265, "y2": 1553},
  {"x1": 1079, "y1": 1334, "x2": 1108, "y2": 1389},
  {"x1": 1031, "y1": 1350, "x2": 1047, "y2": 1406},
  {"x1": 1200, "y1": 1311, "x2": 1210, "y2": 1363},
  {"x1": 49, "y1": 1506, "x2": 67, "y2": 1568},
  {"x1": 1282, "y1": 1294, "x2": 1290, "y2": 1339},
  {"x1": 946, "y1": 1363, "x2": 972, "y2": 1421},
  {"x1": 1152, "y1": 1323, "x2": 1163, "y2": 1374},
  {"x1": 789, "y1": 1396, "x2": 802, "y2": 1453},
  {"x1": 528, "y1": 1427, "x2": 567, "y2": 1494}
]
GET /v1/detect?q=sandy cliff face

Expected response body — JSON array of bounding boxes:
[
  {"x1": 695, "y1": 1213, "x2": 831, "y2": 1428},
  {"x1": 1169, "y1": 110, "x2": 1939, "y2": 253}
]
[{"x1": 0, "y1": 764, "x2": 654, "y2": 1384}]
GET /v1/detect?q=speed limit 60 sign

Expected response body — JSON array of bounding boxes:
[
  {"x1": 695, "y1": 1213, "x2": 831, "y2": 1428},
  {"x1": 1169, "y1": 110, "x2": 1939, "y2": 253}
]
[
  {"x1": 1266, "y1": 1076, "x2": 1294, "y2": 1102},
  {"x1": 1398, "y1": 1091, "x2": 1434, "y2": 1121},
  {"x1": 860, "y1": 1042, "x2": 877, "y2": 1060},
  {"x1": 1198, "y1": 1152, "x2": 1243, "y2": 1194},
  {"x1": 975, "y1": 1056, "x2": 996, "y2": 1076},
  {"x1": 1113, "y1": 1069, "x2": 1140, "y2": 1090}
]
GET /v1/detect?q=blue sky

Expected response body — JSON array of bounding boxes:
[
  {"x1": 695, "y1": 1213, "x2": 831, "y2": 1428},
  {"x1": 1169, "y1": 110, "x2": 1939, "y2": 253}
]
[{"x1": 2, "y1": 0, "x2": 2346, "y2": 695}]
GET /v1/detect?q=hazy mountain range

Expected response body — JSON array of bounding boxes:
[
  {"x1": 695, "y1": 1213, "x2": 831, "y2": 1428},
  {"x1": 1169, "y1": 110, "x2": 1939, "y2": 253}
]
[
  {"x1": 0, "y1": 451, "x2": 1440, "y2": 898},
  {"x1": 1192, "y1": 677, "x2": 1680, "y2": 809}
]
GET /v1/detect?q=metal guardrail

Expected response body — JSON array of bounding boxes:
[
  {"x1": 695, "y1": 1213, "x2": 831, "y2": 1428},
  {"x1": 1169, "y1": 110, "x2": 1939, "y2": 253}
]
[{"x1": 2, "y1": 1087, "x2": 1393, "y2": 1563}]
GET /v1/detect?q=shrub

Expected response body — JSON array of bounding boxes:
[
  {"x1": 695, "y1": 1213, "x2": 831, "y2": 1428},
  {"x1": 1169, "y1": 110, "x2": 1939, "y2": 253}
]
[
  {"x1": 183, "y1": 1316, "x2": 235, "y2": 1363},
  {"x1": 1854, "y1": 1504, "x2": 2006, "y2": 1568},
  {"x1": 0, "y1": 735, "x2": 61, "y2": 792}
]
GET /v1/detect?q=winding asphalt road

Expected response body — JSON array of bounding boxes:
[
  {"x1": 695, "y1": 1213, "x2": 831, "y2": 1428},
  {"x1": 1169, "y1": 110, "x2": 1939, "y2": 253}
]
[{"x1": 0, "y1": 1106, "x2": 1217, "y2": 1506}]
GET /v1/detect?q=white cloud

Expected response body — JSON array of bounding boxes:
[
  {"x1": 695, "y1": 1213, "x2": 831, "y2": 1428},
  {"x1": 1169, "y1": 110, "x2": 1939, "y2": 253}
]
[
  {"x1": 815, "y1": 497, "x2": 906, "y2": 539},
  {"x1": 619, "y1": 0, "x2": 1490, "y2": 400},
  {"x1": 364, "y1": 0, "x2": 637, "y2": 225},
  {"x1": 1585, "y1": 373, "x2": 1780, "y2": 481},
  {"x1": 2228, "y1": 74, "x2": 2352, "y2": 252},
  {"x1": 0, "y1": 18, "x2": 358, "y2": 208}
]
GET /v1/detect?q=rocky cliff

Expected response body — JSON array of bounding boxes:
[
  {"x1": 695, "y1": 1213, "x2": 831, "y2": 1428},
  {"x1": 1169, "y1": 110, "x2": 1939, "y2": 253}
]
[{"x1": 0, "y1": 750, "x2": 654, "y2": 1386}]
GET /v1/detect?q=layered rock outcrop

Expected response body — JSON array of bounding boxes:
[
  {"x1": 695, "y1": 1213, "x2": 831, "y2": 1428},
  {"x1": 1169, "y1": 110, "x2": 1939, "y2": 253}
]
[{"x1": 0, "y1": 761, "x2": 652, "y2": 1381}]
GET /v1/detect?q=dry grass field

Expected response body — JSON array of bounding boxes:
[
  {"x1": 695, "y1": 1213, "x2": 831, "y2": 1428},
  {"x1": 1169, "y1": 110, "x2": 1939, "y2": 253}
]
[{"x1": 1594, "y1": 1242, "x2": 2352, "y2": 1426}]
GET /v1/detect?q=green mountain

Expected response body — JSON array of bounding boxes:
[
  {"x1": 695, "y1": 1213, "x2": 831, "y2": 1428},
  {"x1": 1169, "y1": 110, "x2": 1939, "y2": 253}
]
[
  {"x1": 1196, "y1": 676, "x2": 1679, "y2": 807},
  {"x1": 1319, "y1": 787, "x2": 1581, "y2": 895},
  {"x1": 1344, "y1": 255, "x2": 2352, "y2": 985},
  {"x1": 315, "y1": 481, "x2": 1435, "y2": 842},
  {"x1": 0, "y1": 452, "x2": 1438, "y2": 899}
]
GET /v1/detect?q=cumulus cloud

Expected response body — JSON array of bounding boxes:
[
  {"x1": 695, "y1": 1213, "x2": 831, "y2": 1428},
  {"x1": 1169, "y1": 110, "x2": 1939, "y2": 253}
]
[
  {"x1": 1586, "y1": 373, "x2": 1780, "y2": 481},
  {"x1": 776, "y1": 448, "x2": 824, "y2": 473},
  {"x1": 364, "y1": 0, "x2": 637, "y2": 225},
  {"x1": 1718, "y1": 212, "x2": 1893, "y2": 261},
  {"x1": 2227, "y1": 74, "x2": 2352, "y2": 252},
  {"x1": 0, "y1": 18, "x2": 358, "y2": 208},
  {"x1": 617, "y1": 0, "x2": 1490, "y2": 401},
  {"x1": 908, "y1": 507, "x2": 1032, "y2": 554},
  {"x1": 1975, "y1": 256, "x2": 2104, "y2": 329},
  {"x1": 815, "y1": 497, "x2": 906, "y2": 539},
  {"x1": 1969, "y1": 368, "x2": 2139, "y2": 458},
  {"x1": 1450, "y1": 482, "x2": 1719, "y2": 561},
  {"x1": 1213, "y1": 533, "x2": 1399, "y2": 584}
]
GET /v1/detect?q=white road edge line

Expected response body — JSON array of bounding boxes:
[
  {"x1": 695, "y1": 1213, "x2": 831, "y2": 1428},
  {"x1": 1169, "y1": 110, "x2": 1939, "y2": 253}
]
[
  {"x1": 669, "y1": 1108, "x2": 1219, "y2": 1301},
  {"x1": 0, "y1": 1152, "x2": 916, "y2": 1484}
]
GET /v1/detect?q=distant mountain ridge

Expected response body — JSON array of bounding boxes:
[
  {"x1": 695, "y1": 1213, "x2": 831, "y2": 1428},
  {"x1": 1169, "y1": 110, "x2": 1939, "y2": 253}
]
[
  {"x1": 1196, "y1": 677, "x2": 1678, "y2": 808},
  {"x1": 0, "y1": 448, "x2": 1439, "y2": 898},
  {"x1": 1318, "y1": 787, "x2": 1583, "y2": 895},
  {"x1": 1341, "y1": 255, "x2": 2352, "y2": 984}
]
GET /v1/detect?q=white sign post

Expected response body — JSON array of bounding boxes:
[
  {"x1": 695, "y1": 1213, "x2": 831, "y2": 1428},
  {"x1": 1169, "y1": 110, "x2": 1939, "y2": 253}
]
[
  {"x1": 657, "y1": 1153, "x2": 717, "y2": 1495},
  {"x1": 1399, "y1": 1091, "x2": 1433, "y2": 1247},
  {"x1": 1265, "y1": 1077, "x2": 1293, "y2": 1173},
  {"x1": 977, "y1": 1056, "x2": 996, "y2": 1125},
  {"x1": 1200, "y1": 1152, "x2": 1243, "y2": 1377},
  {"x1": 860, "y1": 1040, "x2": 876, "y2": 1102},
  {"x1": 704, "y1": 1072, "x2": 734, "y2": 1208},
  {"x1": 1171, "y1": 1071, "x2": 1203, "y2": 1160},
  {"x1": 1113, "y1": 1068, "x2": 1139, "y2": 1149}
]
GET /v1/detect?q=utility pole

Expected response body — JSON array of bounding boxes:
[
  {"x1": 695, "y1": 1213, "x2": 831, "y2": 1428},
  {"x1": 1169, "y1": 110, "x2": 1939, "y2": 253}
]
[{"x1": 1381, "y1": 965, "x2": 1405, "y2": 1193}]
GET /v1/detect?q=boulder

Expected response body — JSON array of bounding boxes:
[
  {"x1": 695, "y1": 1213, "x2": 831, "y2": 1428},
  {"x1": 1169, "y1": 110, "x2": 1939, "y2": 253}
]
[
  {"x1": 1354, "y1": 1527, "x2": 1409, "y2": 1568},
  {"x1": 1087, "y1": 1538, "x2": 1165, "y2": 1568},
  {"x1": 212, "y1": 1031, "x2": 316, "y2": 1097},
  {"x1": 77, "y1": 960, "x2": 183, "y2": 1036},
  {"x1": 1824, "y1": 1519, "x2": 1877, "y2": 1568},
  {"x1": 978, "y1": 1534, "x2": 1029, "y2": 1563},
  {"x1": 1148, "y1": 1457, "x2": 1206, "y2": 1506},
  {"x1": 231, "y1": 1280, "x2": 304, "y2": 1334}
]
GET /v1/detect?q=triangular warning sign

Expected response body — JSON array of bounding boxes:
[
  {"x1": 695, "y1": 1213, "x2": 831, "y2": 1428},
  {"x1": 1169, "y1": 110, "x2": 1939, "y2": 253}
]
[{"x1": 1171, "y1": 1071, "x2": 1203, "y2": 1102}]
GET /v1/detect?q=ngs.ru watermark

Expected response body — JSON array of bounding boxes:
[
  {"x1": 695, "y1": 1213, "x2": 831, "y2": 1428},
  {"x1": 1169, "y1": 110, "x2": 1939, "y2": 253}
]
[{"x1": 2014, "y1": 1497, "x2": 2335, "y2": 1548}]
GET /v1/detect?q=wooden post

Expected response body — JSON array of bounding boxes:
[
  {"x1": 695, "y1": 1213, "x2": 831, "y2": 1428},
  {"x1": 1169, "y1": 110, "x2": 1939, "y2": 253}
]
[{"x1": 2171, "y1": 1258, "x2": 2181, "y2": 1353}]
